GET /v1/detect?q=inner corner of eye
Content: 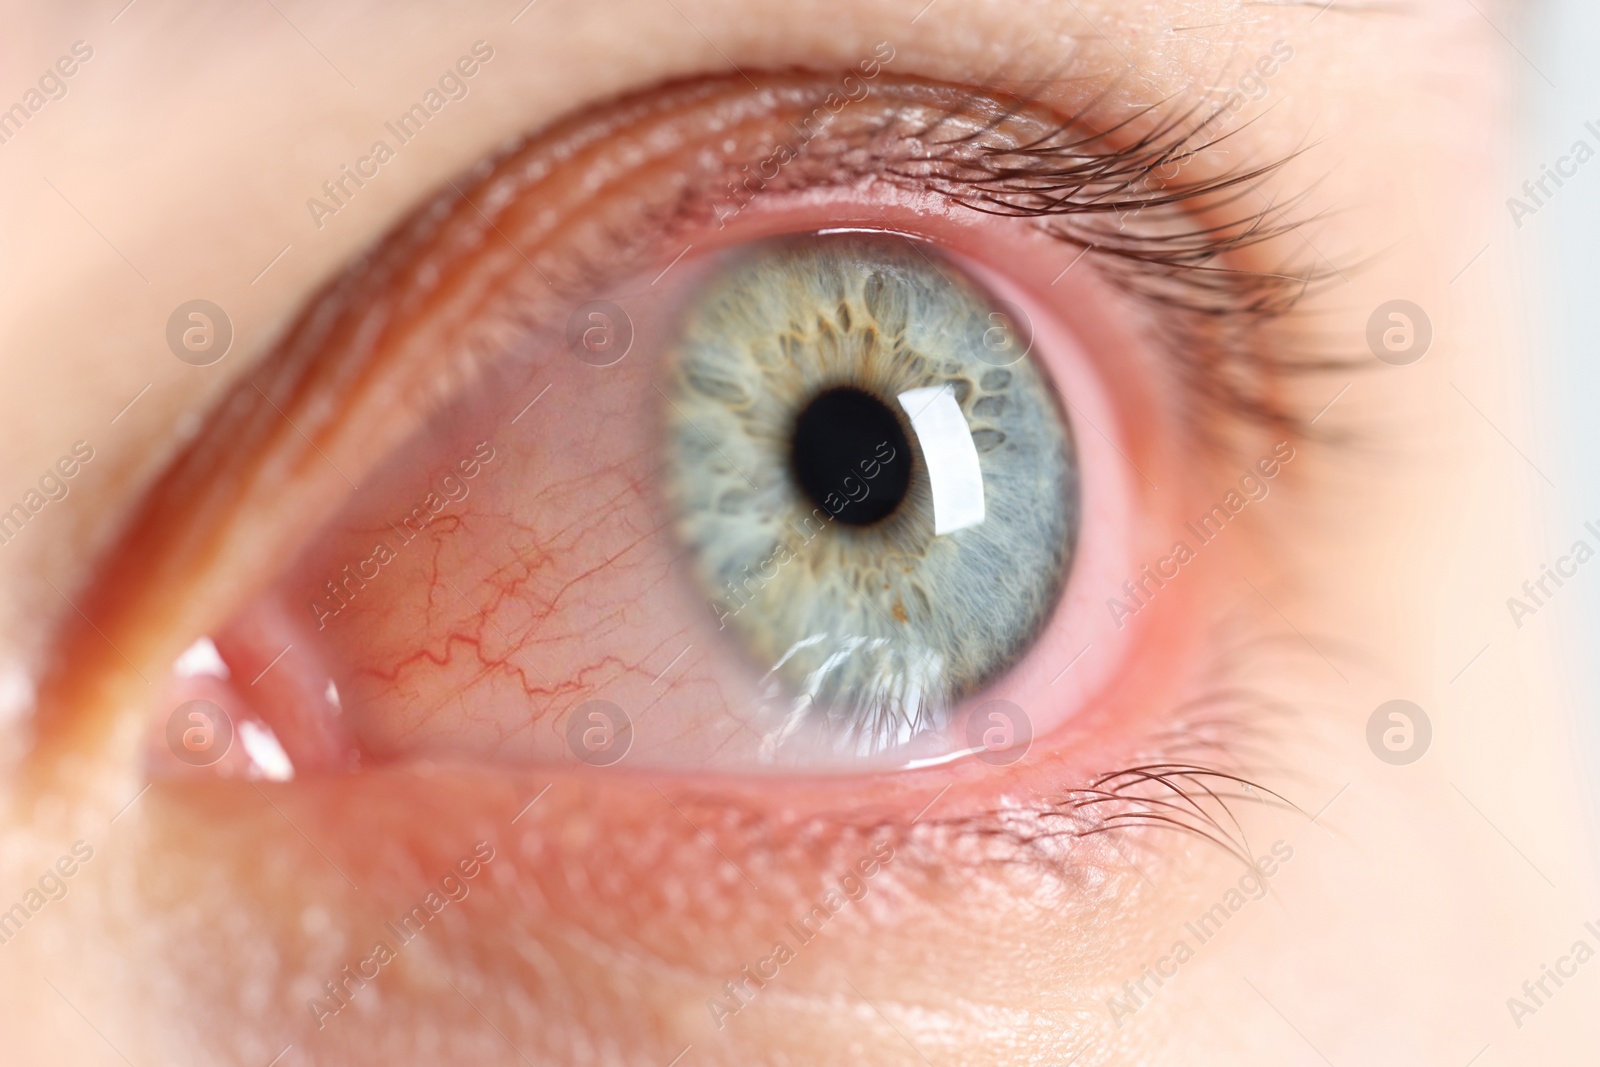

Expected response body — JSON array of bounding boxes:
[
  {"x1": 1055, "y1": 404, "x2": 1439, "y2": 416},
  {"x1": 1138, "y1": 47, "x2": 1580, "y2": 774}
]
[{"x1": 146, "y1": 226, "x2": 1099, "y2": 782}]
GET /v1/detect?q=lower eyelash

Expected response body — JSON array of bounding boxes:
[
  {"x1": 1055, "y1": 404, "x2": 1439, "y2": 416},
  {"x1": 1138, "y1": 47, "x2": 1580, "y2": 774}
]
[
  {"x1": 776, "y1": 608, "x2": 1319, "y2": 885},
  {"x1": 1065, "y1": 764, "x2": 1299, "y2": 870}
]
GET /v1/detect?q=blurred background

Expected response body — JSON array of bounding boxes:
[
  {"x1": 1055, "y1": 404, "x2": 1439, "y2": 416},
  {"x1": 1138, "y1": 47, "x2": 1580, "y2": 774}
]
[{"x1": 1528, "y1": 0, "x2": 1600, "y2": 820}]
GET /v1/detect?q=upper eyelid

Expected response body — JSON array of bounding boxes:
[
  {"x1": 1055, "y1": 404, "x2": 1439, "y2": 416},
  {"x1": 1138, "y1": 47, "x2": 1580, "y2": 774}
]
[
  {"x1": 209, "y1": 71, "x2": 1327, "y2": 483},
  {"x1": 351, "y1": 70, "x2": 1326, "y2": 408}
]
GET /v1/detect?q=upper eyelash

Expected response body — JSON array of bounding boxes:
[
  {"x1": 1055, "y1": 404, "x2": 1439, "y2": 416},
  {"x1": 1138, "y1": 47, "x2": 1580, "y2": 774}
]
[
  {"x1": 674, "y1": 73, "x2": 1345, "y2": 443},
  {"x1": 949, "y1": 82, "x2": 1333, "y2": 296}
]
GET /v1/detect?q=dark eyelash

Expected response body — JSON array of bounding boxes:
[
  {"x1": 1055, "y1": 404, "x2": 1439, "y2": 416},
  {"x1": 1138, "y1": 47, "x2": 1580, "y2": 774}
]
[
  {"x1": 849, "y1": 727, "x2": 1302, "y2": 896},
  {"x1": 745, "y1": 75, "x2": 1331, "y2": 309},
  {"x1": 912, "y1": 743, "x2": 1298, "y2": 875},
  {"x1": 1063, "y1": 764, "x2": 1299, "y2": 867}
]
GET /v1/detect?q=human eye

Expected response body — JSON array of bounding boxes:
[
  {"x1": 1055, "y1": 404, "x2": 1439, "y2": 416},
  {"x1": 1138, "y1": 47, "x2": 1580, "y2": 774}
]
[
  {"x1": 81, "y1": 70, "x2": 1314, "y2": 779},
  {"x1": 18, "y1": 5, "x2": 1585, "y2": 1065}
]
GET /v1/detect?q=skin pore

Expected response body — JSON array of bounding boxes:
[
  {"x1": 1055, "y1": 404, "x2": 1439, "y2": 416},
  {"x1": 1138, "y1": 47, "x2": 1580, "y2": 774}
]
[{"x1": 1, "y1": 1, "x2": 1597, "y2": 1065}]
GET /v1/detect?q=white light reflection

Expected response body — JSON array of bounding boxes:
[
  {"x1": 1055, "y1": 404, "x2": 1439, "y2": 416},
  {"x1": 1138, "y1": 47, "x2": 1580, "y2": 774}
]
[
  {"x1": 896, "y1": 385, "x2": 986, "y2": 536},
  {"x1": 239, "y1": 719, "x2": 295, "y2": 781},
  {"x1": 173, "y1": 635, "x2": 230, "y2": 680}
]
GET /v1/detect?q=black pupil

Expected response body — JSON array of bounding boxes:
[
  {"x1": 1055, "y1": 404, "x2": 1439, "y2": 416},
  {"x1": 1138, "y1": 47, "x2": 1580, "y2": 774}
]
[{"x1": 791, "y1": 387, "x2": 911, "y2": 526}]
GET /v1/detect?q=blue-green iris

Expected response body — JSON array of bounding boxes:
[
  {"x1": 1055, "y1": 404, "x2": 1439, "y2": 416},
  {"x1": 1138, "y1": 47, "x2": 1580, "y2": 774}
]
[{"x1": 662, "y1": 233, "x2": 1077, "y2": 761}]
